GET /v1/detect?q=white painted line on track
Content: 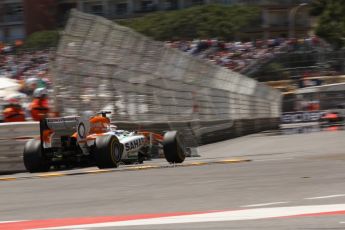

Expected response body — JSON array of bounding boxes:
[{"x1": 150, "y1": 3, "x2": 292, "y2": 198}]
[
  {"x1": 240, "y1": 201, "x2": 289, "y2": 208},
  {"x1": 0, "y1": 220, "x2": 26, "y2": 223},
  {"x1": 35, "y1": 204, "x2": 345, "y2": 229},
  {"x1": 305, "y1": 194, "x2": 345, "y2": 200}
]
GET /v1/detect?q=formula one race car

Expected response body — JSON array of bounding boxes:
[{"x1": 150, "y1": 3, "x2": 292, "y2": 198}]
[
  {"x1": 23, "y1": 111, "x2": 186, "y2": 173},
  {"x1": 319, "y1": 111, "x2": 344, "y2": 127}
]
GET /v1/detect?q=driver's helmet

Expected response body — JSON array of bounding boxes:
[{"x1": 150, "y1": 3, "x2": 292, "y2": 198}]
[
  {"x1": 33, "y1": 87, "x2": 48, "y2": 98},
  {"x1": 89, "y1": 115, "x2": 111, "y2": 133}
]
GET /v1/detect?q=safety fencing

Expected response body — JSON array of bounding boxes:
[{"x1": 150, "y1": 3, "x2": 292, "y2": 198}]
[
  {"x1": 52, "y1": 10, "x2": 280, "y2": 123},
  {"x1": 50, "y1": 10, "x2": 281, "y2": 148}
]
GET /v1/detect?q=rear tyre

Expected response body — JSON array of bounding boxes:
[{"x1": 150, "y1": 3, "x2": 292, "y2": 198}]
[
  {"x1": 23, "y1": 139, "x2": 50, "y2": 173},
  {"x1": 138, "y1": 153, "x2": 145, "y2": 164},
  {"x1": 163, "y1": 131, "x2": 186, "y2": 163},
  {"x1": 94, "y1": 135, "x2": 122, "y2": 169}
]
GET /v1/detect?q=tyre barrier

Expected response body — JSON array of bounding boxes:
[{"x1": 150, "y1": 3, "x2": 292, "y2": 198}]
[{"x1": 0, "y1": 118, "x2": 279, "y2": 174}]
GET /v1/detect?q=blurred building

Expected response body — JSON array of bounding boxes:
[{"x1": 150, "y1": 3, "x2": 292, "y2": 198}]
[
  {"x1": 0, "y1": 0, "x2": 313, "y2": 42},
  {"x1": 0, "y1": 0, "x2": 57, "y2": 42},
  {"x1": 0, "y1": 0, "x2": 25, "y2": 42},
  {"x1": 24, "y1": 0, "x2": 57, "y2": 35},
  {"x1": 235, "y1": 0, "x2": 313, "y2": 39},
  {"x1": 58, "y1": 0, "x2": 312, "y2": 39}
]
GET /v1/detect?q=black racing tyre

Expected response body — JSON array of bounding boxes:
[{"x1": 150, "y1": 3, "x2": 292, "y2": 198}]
[
  {"x1": 138, "y1": 153, "x2": 145, "y2": 164},
  {"x1": 163, "y1": 131, "x2": 186, "y2": 163},
  {"x1": 23, "y1": 139, "x2": 50, "y2": 173},
  {"x1": 94, "y1": 135, "x2": 122, "y2": 169}
]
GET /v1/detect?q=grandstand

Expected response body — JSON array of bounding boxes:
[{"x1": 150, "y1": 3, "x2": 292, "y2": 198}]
[{"x1": 166, "y1": 36, "x2": 343, "y2": 83}]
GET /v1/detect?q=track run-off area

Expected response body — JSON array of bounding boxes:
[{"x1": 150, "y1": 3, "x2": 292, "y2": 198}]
[{"x1": 1, "y1": 125, "x2": 345, "y2": 229}]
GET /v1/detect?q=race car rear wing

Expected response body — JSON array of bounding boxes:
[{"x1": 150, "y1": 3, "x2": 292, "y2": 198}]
[
  {"x1": 41, "y1": 117, "x2": 79, "y2": 133},
  {"x1": 40, "y1": 116, "x2": 80, "y2": 148}
]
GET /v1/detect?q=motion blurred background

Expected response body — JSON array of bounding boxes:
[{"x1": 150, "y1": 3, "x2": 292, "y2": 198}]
[{"x1": 0, "y1": 0, "x2": 343, "y2": 124}]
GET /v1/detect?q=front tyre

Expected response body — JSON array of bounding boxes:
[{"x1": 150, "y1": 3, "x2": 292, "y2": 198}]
[
  {"x1": 94, "y1": 135, "x2": 122, "y2": 169},
  {"x1": 23, "y1": 139, "x2": 50, "y2": 173},
  {"x1": 163, "y1": 131, "x2": 186, "y2": 164}
]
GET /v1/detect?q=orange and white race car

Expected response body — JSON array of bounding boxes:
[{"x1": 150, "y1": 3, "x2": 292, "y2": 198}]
[
  {"x1": 23, "y1": 111, "x2": 186, "y2": 173},
  {"x1": 319, "y1": 111, "x2": 344, "y2": 127}
]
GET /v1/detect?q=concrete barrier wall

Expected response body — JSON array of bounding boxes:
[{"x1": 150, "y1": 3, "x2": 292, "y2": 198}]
[{"x1": 0, "y1": 122, "x2": 39, "y2": 173}]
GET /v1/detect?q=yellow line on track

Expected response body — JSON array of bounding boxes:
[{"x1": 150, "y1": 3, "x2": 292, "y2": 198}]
[
  {"x1": 0, "y1": 177, "x2": 16, "y2": 181},
  {"x1": 0, "y1": 158, "x2": 251, "y2": 182},
  {"x1": 37, "y1": 173, "x2": 65, "y2": 178},
  {"x1": 219, "y1": 159, "x2": 251, "y2": 163},
  {"x1": 85, "y1": 169, "x2": 113, "y2": 174},
  {"x1": 126, "y1": 165, "x2": 160, "y2": 171},
  {"x1": 188, "y1": 162, "x2": 209, "y2": 166}
]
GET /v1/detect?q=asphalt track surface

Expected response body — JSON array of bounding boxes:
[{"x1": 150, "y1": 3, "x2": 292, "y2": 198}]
[{"x1": 1, "y1": 125, "x2": 345, "y2": 229}]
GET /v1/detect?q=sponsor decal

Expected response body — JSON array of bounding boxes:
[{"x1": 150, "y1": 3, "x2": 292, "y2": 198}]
[
  {"x1": 125, "y1": 138, "x2": 145, "y2": 151},
  {"x1": 281, "y1": 111, "x2": 326, "y2": 124},
  {"x1": 46, "y1": 117, "x2": 78, "y2": 123},
  {"x1": 46, "y1": 117, "x2": 79, "y2": 131}
]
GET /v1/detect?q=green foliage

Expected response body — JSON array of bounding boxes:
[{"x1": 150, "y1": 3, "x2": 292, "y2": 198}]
[
  {"x1": 23, "y1": 30, "x2": 60, "y2": 49},
  {"x1": 312, "y1": 0, "x2": 345, "y2": 48},
  {"x1": 309, "y1": 0, "x2": 328, "y2": 16},
  {"x1": 118, "y1": 4, "x2": 260, "y2": 41}
]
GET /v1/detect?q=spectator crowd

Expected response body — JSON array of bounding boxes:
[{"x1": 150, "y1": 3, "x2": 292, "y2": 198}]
[
  {"x1": 166, "y1": 36, "x2": 324, "y2": 73},
  {"x1": 0, "y1": 47, "x2": 54, "y2": 122}
]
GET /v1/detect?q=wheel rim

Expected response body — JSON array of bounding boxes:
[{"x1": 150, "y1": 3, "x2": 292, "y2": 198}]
[{"x1": 111, "y1": 141, "x2": 121, "y2": 162}]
